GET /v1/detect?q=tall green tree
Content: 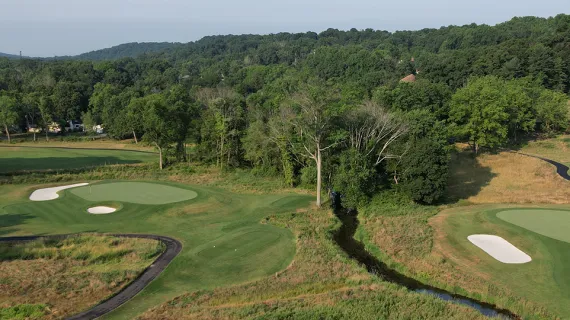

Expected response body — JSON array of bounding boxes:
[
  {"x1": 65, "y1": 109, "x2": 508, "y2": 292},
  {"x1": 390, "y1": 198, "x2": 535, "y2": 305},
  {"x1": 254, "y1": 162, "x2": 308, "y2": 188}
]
[
  {"x1": 197, "y1": 88, "x2": 245, "y2": 170},
  {"x1": 395, "y1": 110, "x2": 450, "y2": 204},
  {"x1": 141, "y1": 94, "x2": 171, "y2": 169},
  {"x1": 535, "y1": 90, "x2": 569, "y2": 134},
  {"x1": 0, "y1": 93, "x2": 17, "y2": 143},
  {"x1": 449, "y1": 76, "x2": 510, "y2": 153}
]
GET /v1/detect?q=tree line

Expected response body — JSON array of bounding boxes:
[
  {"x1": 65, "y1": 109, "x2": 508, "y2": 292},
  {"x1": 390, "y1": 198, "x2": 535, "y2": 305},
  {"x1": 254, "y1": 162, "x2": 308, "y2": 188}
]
[{"x1": 1, "y1": 14, "x2": 570, "y2": 207}]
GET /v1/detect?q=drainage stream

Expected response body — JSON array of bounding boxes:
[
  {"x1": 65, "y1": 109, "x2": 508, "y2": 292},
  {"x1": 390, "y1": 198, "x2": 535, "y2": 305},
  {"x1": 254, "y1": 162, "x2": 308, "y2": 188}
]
[{"x1": 333, "y1": 209, "x2": 519, "y2": 319}]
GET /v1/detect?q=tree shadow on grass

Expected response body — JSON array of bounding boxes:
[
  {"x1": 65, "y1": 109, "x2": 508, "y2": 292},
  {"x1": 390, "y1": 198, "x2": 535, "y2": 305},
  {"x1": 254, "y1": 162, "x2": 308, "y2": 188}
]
[
  {"x1": 0, "y1": 213, "x2": 35, "y2": 236},
  {"x1": 443, "y1": 149, "x2": 496, "y2": 204},
  {"x1": 0, "y1": 156, "x2": 145, "y2": 174}
]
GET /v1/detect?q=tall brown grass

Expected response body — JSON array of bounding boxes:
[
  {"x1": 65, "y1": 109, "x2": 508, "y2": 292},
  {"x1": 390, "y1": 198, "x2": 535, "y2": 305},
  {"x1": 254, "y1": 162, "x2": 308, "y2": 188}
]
[{"x1": 0, "y1": 235, "x2": 163, "y2": 319}]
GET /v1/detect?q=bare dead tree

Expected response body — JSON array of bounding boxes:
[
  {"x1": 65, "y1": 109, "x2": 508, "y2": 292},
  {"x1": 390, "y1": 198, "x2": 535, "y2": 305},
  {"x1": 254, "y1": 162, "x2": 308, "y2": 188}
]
[{"x1": 346, "y1": 101, "x2": 409, "y2": 166}]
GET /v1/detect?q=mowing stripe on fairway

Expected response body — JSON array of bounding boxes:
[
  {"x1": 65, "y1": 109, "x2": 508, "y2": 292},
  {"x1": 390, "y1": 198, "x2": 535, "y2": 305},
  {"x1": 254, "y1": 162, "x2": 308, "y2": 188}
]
[
  {"x1": 70, "y1": 182, "x2": 198, "y2": 205},
  {"x1": 497, "y1": 209, "x2": 570, "y2": 244}
]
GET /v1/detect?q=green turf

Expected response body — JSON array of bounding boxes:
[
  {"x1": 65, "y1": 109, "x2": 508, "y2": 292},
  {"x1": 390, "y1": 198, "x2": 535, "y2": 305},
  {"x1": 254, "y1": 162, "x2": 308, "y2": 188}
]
[
  {"x1": 497, "y1": 209, "x2": 570, "y2": 243},
  {"x1": 70, "y1": 182, "x2": 198, "y2": 204},
  {"x1": 441, "y1": 206, "x2": 570, "y2": 318},
  {"x1": 0, "y1": 147, "x2": 155, "y2": 172},
  {"x1": 0, "y1": 181, "x2": 313, "y2": 319}
]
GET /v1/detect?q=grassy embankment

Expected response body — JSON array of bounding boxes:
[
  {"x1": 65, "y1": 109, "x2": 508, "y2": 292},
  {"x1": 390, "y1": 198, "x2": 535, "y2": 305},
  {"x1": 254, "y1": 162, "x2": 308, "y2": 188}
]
[{"x1": 0, "y1": 235, "x2": 163, "y2": 319}]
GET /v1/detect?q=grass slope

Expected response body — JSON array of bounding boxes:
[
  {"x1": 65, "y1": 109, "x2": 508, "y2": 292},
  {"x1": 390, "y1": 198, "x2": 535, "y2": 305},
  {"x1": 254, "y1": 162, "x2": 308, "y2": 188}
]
[
  {"x1": 435, "y1": 205, "x2": 570, "y2": 318},
  {"x1": 0, "y1": 146, "x2": 155, "y2": 173},
  {"x1": 0, "y1": 235, "x2": 163, "y2": 319},
  {"x1": 0, "y1": 181, "x2": 313, "y2": 319}
]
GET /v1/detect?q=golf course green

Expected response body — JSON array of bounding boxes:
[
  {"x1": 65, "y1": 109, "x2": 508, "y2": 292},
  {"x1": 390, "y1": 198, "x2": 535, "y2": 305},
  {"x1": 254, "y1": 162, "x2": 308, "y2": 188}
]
[
  {"x1": 0, "y1": 146, "x2": 155, "y2": 172},
  {"x1": 0, "y1": 181, "x2": 313, "y2": 319},
  {"x1": 439, "y1": 206, "x2": 570, "y2": 318},
  {"x1": 71, "y1": 182, "x2": 198, "y2": 204},
  {"x1": 497, "y1": 209, "x2": 570, "y2": 243}
]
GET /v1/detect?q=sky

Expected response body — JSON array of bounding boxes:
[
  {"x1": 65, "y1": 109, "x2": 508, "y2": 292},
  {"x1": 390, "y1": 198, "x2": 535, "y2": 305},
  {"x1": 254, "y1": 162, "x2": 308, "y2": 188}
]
[{"x1": 1, "y1": 0, "x2": 568, "y2": 57}]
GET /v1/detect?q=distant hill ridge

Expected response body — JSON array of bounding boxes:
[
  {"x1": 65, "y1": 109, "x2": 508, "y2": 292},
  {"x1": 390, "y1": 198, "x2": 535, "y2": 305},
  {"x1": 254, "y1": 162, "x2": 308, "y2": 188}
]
[
  {"x1": 0, "y1": 52, "x2": 24, "y2": 59},
  {"x1": 68, "y1": 42, "x2": 183, "y2": 60},
  {"x1": 0, "y1": 42, "x2": 182, "y2": 61}
]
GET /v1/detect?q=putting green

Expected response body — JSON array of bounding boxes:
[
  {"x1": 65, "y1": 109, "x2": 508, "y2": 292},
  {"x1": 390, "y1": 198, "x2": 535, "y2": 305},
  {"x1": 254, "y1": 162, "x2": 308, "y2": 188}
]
[
  {"x1": 1, "y1": 181, "x2": 312, "y2": 319},
  {"x1": 497, "y1": 209, "x2": 570, "y2": 243},
  {"x1": 70, "y1": 182, "x2": 198, "y2": 204},
  {"x1": 440, "y1": 206, "x2": 570, "y2": 318}
]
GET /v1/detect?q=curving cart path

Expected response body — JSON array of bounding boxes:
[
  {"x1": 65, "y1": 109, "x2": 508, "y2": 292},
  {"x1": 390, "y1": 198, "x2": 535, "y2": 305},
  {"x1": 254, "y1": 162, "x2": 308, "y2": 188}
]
[{"x1": 0, "y1": 233, "x2": 182, "y2": 320}]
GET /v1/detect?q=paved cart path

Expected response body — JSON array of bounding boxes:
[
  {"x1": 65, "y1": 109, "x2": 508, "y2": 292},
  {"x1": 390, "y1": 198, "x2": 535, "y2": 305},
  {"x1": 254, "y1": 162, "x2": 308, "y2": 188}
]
[{"x1": 0, "y1": 233, "x2": 182, "y2": 320}]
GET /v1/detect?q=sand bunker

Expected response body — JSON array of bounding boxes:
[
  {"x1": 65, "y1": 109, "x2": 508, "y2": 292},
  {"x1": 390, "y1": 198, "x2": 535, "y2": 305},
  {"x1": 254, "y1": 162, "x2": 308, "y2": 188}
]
[
  {"x1": 468, "y1": 235, "x2": 531, "y2": 264},
  {"x1": 30, "y1": 183, "x2": 89, "y2": 201},
  {"x1": 87, "y1": 206, "x2": 117, "y2": 214}
]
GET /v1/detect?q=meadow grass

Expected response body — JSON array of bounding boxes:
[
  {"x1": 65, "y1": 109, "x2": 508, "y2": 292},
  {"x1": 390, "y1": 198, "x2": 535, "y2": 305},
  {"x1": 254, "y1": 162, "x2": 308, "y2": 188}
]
[
  {"x1": 0, "y1": 235, "x2": 162, "y2": 319},
  {"x1": 446, "y1": 143, "x2": 570, "y2": 204}
]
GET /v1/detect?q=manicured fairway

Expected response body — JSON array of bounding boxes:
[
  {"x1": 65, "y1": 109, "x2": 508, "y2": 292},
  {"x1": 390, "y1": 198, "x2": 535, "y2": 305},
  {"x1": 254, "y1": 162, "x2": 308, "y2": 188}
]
[
  {"x1": 435, "y1": 205, "x2": 570, "y2": 318},
  {"x1": 0, "y1": 146, "x2": 155, "y2": 172},
  {"x1": 497, "y1": 209, "x2": 570, "y2": 243},
  {"x1": 0, "y1": 181, "x2": 313, "y2": 319},
  {"x1": 71, "y1": 182, "x2": 198, "y2": 204}
]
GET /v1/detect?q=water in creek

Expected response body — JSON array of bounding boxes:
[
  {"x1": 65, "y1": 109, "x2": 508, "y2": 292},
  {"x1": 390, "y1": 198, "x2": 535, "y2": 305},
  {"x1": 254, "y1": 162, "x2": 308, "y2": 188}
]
[{"x1": 332, "y1": 209, "x2": 517, "y2": 319}]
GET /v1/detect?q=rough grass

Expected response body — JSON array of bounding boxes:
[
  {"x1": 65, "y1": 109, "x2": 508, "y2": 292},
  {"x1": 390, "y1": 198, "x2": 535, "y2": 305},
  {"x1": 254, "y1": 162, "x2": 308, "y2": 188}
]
[
  {"x1": 431, "y1": 205, "x2": 570, "y2": 318},
  {"x1": 357, "y1": 199, "x2": 554, "y2": 319},
  {"x1": 137, "y1": 209, "x2": 487, "y2": 320},
  {"x1": 446, "y1": 143, "x2": 570, "y2": 204},
  {"x1": 0, "y1": 235, "x2": 163, "y2": 319},
  {"x1": 522, "y1": 135, "x2": 570, "y2": 164}
]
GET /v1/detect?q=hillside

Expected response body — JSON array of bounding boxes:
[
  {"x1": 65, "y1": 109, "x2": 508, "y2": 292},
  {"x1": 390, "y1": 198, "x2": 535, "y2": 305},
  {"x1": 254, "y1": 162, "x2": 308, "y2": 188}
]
[
  {"x1": 68, "y1": 42, "x2": 183, "y2": 60},
  {"x1": 0, "y1": 52, "x2": 22, "y2": 59}
]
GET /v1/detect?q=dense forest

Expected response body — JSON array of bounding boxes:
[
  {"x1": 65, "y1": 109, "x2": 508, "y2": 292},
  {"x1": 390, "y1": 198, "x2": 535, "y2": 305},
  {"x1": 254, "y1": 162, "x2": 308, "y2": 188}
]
[{"x1": 1, "y1": 14, "x2": 570, "y2": 207}]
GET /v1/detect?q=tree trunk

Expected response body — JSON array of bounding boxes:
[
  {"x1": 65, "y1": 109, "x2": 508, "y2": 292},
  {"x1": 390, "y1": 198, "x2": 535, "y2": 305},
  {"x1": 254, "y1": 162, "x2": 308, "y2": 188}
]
[
  {"x1": 316, "y1": 148, "x2": 322, "y2": 208},
  {"x1": 4, "y1": 125, "x2": 10, "y2": 143},
  {"x1": 133, "y1": 130, "x2": 138, "y2": 144},
  {"x1": 219, "y1": 136, "x2": 224, "y2": 171},
  {"x1": 33, "y1": 132, "x2": 36, "y2": 141},
  {"x1": 45, "y1": 128, "x2": 49, "y2": 141},
  {"x1": 155, "y1": 143, "x2": 163, "y2": 170}
]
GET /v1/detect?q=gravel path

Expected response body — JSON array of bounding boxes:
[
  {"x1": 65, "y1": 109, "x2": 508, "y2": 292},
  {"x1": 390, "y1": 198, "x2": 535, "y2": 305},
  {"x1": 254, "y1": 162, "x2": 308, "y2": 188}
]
[{"x1": 0, "y1": 234, "x2": 182, "y2": 320}]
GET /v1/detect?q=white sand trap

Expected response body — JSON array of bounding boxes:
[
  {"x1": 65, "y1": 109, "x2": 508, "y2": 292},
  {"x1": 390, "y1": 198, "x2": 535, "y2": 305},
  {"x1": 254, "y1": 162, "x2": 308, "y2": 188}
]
[
  {"x1": 29, "y1": 183, "x2": 89, "y2": 201},
  {"x1": 468, "y1": 235, "x2": 531, "y2": 264},
  {"x1": 87, "y1": 206, "x2": 117, "y2": 214}
]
